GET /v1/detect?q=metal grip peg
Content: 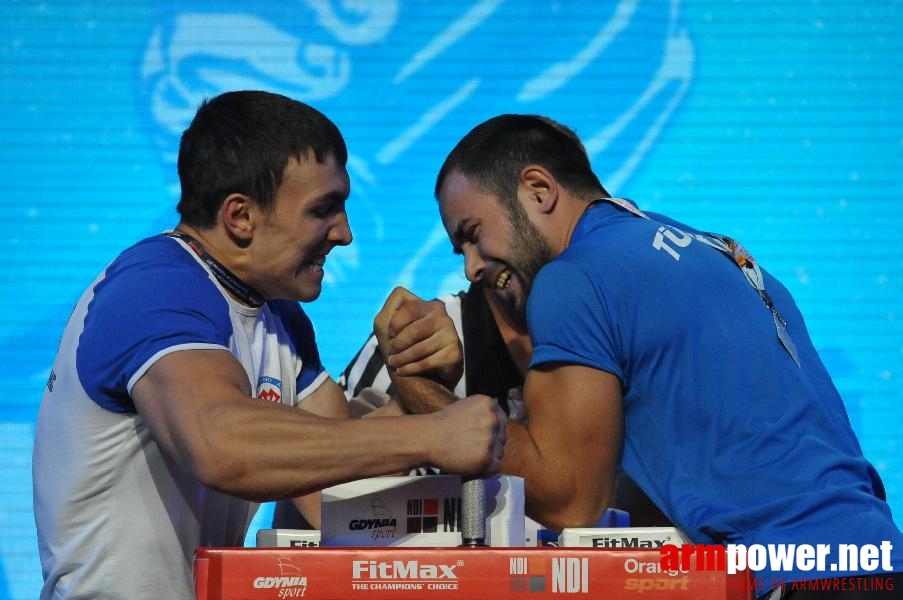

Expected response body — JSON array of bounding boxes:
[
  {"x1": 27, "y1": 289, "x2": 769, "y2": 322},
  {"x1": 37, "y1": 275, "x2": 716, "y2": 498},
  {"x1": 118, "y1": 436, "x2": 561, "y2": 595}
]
[{"x1": 460, "y1": 477, "x2": 487, "y2": 547}]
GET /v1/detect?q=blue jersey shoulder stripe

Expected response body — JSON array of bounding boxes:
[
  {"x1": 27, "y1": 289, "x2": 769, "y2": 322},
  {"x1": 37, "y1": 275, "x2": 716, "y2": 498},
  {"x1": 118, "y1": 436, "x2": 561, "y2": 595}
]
[{"x1": 76, "y1": 236, "x2": 232, "y2": 413}]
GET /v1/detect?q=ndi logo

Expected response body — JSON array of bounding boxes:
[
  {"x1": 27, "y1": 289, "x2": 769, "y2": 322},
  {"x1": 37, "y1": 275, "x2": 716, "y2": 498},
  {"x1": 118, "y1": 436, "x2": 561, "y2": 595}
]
[
  {"x1": 552, "y1": 558, "x2": 589, "y2": 593},
  {"x1": 406, "y1": 497, "x2": 461, "y2": 533},
  {"x1": 510, "y1": 557, "x2": 590, "y2": 594},
  {"x1": 509, "y1": 556, "x2": 547, "y2": 593},
  {"x1": 406, "y1": 498, "x2": 438, "y2": 533}
]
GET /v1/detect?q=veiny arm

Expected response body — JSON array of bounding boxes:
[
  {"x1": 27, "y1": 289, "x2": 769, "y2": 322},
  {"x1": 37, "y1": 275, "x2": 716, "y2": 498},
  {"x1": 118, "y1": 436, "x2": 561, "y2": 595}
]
[
  {"x1": 503, "y1": 363, "x2": 622, "y2": 532},
  {"x1": 131, "y1": 348, "x2": 503, "y2": 501}
]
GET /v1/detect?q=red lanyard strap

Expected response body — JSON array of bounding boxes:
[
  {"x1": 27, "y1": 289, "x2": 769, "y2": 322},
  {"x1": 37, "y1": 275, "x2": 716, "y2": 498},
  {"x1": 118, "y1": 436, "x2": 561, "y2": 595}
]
[
  {"x1": 598, "y1": 198, "x2": 800, "y2": 367},
  {"x1": 166, "y1": 231, "x2": 266, "y2": 308}
]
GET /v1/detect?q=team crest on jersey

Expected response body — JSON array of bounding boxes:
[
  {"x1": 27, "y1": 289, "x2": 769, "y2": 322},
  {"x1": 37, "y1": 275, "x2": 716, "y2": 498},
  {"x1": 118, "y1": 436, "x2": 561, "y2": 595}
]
[{"x1": 257, "y1": 376, "x2": 282, "y2": 403}]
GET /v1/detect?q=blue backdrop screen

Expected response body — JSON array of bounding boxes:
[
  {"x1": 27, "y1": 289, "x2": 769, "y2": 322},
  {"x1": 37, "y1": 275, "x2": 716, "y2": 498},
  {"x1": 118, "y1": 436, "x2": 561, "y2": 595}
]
[{"x1": 1, "y1": 2, "x2": 900, "y2": 598}]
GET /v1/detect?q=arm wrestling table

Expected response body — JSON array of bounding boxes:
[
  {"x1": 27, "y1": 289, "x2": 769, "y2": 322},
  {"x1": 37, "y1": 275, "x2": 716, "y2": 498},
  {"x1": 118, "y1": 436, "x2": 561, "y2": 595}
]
[
  {"x1": 195, "y1": 475, "x2": 753, "y2": 599},
  {"x1": 194, "y1": 545, "x2": 752, "y2": 599}
]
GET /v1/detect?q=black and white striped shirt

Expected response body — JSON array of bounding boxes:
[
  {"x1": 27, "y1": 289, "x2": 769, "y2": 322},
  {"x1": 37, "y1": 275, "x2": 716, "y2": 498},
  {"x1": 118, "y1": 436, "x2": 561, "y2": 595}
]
[{"x1": 338, "y1": 282, "x2": 524, "y2": 417}]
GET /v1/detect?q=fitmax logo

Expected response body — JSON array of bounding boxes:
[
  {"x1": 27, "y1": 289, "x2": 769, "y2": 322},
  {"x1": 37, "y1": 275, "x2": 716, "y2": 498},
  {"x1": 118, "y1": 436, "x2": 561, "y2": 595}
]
[
  {"x1": 592, "y1": 536, "x2": 672, "y2": 548},
  {"x1": 352, "y1": 560, "x2": 462, "y2": 580}
]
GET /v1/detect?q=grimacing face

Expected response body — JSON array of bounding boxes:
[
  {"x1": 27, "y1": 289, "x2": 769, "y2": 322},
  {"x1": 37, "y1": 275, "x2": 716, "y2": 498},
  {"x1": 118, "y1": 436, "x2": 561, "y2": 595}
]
[
  {"x1": 438, "y1": 170, "x2": 554, "y2": 328},
  {"x1": 246, "y1": 150, "x2": 352, "y2": 302}
]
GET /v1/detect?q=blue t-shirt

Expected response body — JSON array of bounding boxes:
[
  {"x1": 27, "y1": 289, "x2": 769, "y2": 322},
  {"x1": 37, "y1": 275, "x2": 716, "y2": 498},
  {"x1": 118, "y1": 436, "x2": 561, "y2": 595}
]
[{"x1": 528, "y1": 200, "x2": 903, "y2": 584}]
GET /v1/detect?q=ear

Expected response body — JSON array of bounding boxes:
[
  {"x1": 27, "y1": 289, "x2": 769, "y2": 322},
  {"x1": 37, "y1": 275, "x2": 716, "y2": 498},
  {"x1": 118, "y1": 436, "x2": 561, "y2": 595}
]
[
  {"x1": 220, "y1": 193, "x2": 255, "y2": 243},
  {"x1": 518, "y1": 165, "x2": 559, "y2": 215}
]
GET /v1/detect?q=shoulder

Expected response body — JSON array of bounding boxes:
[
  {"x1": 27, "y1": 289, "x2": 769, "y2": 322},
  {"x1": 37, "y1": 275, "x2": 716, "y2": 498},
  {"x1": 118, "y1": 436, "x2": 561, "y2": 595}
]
[
  {"x1": 75, "y1": 236, "x2": 235, "y2": 412},
  {"x1": 528, "y1": 259, "x2": 604, "y2": 343},
  {"x1": 532, "y1": 255, "x2": 597, "y2": 300},
  {"x1": 101, "y1": 235, "x2": 224, "y2": 301},
  {"x1": 87, "y1": 235, "x2": 231, "y2": 332},
  {"x1": 113, "y1": 234, "x2": 201, "y2": 270}
]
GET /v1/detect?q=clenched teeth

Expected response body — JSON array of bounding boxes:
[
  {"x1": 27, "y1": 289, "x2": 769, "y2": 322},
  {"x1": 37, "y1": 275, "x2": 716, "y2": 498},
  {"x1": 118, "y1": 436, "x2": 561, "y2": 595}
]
[
  {"x1": 495, "y1": 270, "x2": 511, "y2": 290},
  {"x1": 305, "y1": 257, "x2": 325, "y2": 271}
]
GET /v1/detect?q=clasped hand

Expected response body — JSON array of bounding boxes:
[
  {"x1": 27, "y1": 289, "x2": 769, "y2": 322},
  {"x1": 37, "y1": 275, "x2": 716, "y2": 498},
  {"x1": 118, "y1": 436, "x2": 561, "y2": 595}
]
[{"x1": 373, "y1": 286, "x2": 463, "y2": 391}]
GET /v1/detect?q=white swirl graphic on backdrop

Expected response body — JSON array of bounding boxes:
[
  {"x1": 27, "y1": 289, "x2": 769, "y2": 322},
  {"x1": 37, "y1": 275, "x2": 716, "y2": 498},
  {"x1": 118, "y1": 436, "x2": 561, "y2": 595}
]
[
  {"x1": 139, "y1": 0, "x2": 692, "y2": 321},
  {"x1": 141, "y1": 2, "x2": 397, "y2": 165}
]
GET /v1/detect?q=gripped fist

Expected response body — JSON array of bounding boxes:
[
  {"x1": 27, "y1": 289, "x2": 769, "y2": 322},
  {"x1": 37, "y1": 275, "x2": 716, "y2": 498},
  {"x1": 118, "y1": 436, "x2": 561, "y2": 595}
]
[
  {"x1": 429, "y1": 394, "x2": 507, "y2": 477},
  {"x1": 373, "y1": 286, "x2": 464, "y2": 390}
]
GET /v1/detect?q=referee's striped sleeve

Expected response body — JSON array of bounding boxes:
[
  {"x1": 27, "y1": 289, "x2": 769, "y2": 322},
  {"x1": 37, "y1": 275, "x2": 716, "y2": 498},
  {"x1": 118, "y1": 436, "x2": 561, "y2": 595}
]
[
  {"x1": 336, "y1": 293, "x2": 467, "y2": 399},
  {"x1": 337, "y1": 333, "x2": 390, "y2": 399}
]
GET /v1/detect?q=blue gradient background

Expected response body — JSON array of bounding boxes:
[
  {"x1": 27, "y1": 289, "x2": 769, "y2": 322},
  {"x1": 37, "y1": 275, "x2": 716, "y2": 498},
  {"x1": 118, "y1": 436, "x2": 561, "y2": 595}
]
[{"x1": 1, "y1": 1, "x2": 900, "y2": 598}]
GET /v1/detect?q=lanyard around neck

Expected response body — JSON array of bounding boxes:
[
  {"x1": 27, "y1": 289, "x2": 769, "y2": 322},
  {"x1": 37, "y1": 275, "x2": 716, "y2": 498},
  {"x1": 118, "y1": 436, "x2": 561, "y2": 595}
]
[
  {"x1": 597, "y1": 198, "x2": 800, "y2": 367},
  {"x1": 166, "y1": 231, "x2": 266, "y2": 308}
]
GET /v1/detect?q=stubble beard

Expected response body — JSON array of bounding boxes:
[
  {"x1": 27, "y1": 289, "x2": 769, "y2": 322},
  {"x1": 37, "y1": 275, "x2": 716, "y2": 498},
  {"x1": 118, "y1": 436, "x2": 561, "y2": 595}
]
[{"x1": 505, "y1": 200, "x2": 556, "y2": 330}]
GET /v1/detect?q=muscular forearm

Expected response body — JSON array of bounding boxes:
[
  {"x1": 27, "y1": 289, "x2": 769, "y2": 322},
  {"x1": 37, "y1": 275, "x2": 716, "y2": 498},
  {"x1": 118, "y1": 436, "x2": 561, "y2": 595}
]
[
  {"x1": 389, "y1": 372, "x2": 458, "y2": 414},
  {"x1": 182, "y1": 400, "x2": 445, "y2": 501},
  {"x1": 503, "y1": 421, "x2": 612, "y2": 532},
  {"x1": 135, "y1": 348, "x2": 499, "y2": 504}
]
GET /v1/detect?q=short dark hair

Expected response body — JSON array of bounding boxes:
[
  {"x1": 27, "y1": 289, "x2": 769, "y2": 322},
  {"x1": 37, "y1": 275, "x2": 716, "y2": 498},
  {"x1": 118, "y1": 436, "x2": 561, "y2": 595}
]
[
  {"x1": 434, "y1": 114, "x2": 606, "y2": 207},
  {"x1": 177, "y1": 90, "x2": 348, "y2": 228}
]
